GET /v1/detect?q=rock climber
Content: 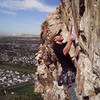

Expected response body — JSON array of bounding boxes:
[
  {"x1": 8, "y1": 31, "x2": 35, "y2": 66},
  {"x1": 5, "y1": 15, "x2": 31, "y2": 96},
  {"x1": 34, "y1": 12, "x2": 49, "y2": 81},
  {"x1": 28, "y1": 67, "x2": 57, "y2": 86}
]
[{"x1": 53, "y1": 28, "x2": 78, "y2": 100}]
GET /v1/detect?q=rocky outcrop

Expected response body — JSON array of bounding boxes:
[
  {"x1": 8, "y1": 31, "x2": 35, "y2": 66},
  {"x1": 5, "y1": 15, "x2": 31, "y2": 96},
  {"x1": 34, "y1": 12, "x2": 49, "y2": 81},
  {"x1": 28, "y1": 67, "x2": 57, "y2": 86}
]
[{"x1": 34, "y1": 0, "x2": 100, "y2": 100}]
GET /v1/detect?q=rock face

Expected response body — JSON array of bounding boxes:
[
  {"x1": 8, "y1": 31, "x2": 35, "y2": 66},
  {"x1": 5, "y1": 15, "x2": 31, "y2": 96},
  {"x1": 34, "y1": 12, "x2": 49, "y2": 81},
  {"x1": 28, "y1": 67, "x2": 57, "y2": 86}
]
[{"x1": 34, "y1": 0, "x2": 100, "y2": 100}]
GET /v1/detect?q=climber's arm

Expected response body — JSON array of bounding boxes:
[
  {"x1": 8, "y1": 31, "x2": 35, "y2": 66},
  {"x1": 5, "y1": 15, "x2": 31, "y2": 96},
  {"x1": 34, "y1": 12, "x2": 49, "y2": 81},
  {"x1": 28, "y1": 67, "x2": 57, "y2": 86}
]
[
  {"x1": 63, "y1": 33, "x2": 77, "y2": 56},
  {"x1": 63, "y1": 38, "x2": 72, "y2": 56}
]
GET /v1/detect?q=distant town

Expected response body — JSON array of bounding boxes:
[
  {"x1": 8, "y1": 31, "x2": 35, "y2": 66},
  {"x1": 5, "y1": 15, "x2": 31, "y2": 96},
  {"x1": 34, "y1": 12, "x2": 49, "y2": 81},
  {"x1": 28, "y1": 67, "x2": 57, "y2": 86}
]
[
  {"x1": 0, "y1": 69, "x2": 34, "y2": 87},
  {"x1": 0, "y1": 35, "x2": 41, "y2": 97},
  {"x1": 0, "y1": 36, "x2": 40, "y2": 64}
]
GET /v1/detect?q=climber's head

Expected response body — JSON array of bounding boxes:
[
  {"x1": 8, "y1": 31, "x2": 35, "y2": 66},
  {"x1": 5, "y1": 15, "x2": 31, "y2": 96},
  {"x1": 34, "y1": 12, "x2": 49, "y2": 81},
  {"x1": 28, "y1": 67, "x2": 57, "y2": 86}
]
[{"x1": 54, "y1": 29, "x2": 64, "y2": 43}]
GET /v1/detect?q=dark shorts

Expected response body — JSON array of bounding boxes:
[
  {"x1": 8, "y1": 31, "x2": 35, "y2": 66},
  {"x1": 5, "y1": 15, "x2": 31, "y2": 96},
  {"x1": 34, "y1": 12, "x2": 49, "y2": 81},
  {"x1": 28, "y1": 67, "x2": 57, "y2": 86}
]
[{"x1": 58, "y1": 70, "x2": 76, "y2": 86}]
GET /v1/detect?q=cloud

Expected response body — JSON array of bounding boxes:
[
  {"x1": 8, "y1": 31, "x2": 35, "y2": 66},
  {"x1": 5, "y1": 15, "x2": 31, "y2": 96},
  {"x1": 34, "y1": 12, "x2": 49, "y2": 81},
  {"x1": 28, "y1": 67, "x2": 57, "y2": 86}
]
[
  {"x1": 0, "y1": 9, "x2": 16, "y2": 15},
  {"x1": 0, "y1": 0, "x2": 56, "y2": 15}
]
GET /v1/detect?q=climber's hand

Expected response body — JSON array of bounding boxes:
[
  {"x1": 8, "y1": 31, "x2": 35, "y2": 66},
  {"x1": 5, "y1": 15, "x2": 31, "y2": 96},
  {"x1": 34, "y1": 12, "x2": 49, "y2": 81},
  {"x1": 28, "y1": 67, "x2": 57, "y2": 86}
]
[{"x1": 70, "y1": 33, "x2": 77, "y2": 41}]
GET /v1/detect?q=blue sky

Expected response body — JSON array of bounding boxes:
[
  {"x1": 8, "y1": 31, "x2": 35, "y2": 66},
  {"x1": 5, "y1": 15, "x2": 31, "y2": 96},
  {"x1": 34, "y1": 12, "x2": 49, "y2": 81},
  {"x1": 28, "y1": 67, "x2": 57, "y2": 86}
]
[{"x1": 0, "y1": 0, "x2": 60, "y2": 36}]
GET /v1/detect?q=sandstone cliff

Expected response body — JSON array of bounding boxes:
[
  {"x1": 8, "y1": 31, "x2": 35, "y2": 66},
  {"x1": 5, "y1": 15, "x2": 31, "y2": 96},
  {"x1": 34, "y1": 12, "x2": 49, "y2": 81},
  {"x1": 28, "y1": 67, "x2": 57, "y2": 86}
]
[{"x1": 34, "y1": 0, "x2": 100, "y2": 100}]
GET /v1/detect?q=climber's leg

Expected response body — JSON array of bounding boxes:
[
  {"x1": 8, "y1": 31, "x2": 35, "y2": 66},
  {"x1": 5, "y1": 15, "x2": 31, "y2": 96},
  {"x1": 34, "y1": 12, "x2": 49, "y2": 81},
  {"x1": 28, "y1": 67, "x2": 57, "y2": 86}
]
[{"x1": 68, "y1": 82, "x2": 78, "y2": 100}]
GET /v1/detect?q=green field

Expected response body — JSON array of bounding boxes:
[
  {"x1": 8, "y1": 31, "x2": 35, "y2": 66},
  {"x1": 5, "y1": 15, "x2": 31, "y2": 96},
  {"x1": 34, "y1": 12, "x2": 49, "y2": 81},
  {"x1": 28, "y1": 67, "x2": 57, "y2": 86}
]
[
  {"x1": 0, "y1": 83, "x2": 43, "y2": 100},
  {"x1": 9, "y1": 83, "x2": 34, "y2": 95},
  {"x1": 0, "y1": 62, "x2": 37, "y2": 74}
]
